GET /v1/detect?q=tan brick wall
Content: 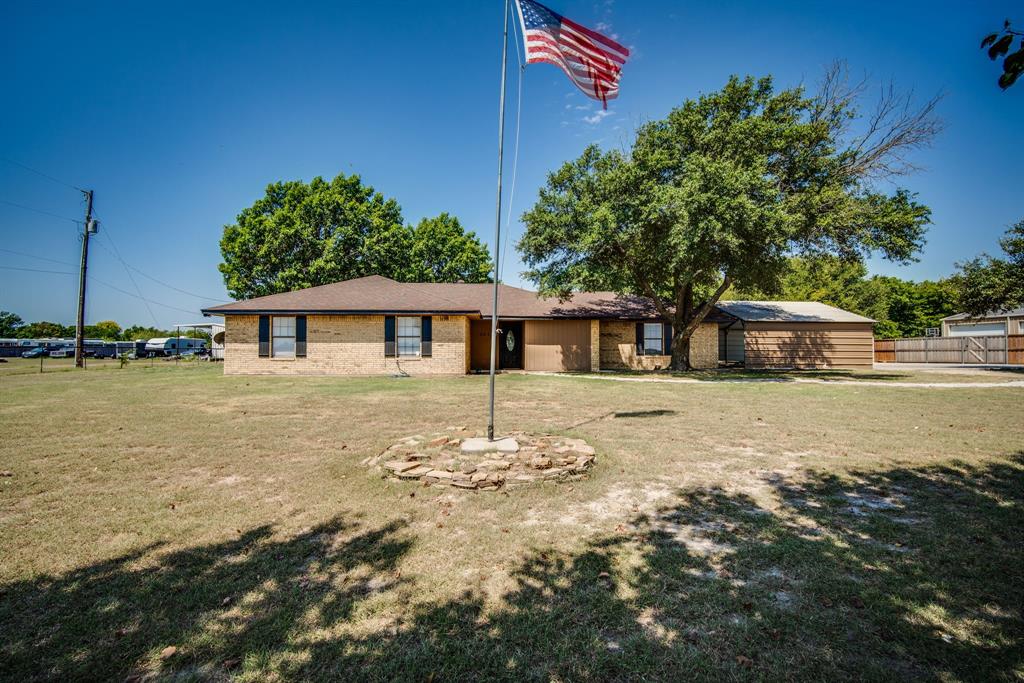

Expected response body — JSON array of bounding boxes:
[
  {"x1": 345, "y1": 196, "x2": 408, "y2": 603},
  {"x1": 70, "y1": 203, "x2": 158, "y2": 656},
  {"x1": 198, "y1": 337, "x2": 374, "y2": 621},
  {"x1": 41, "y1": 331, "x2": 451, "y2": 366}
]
[
  {"x1": 223, "y1": 314, "x2": 469, "y2": 376},
  {"x1": 599, "y1": 320, "x2": 718, "y2": 371},
  {"x1": 589, "y1": 319, "x2": 600, "y2": 371},
  {"x1": 688, "y1": 321, "x2": 718, "y2": 369}
]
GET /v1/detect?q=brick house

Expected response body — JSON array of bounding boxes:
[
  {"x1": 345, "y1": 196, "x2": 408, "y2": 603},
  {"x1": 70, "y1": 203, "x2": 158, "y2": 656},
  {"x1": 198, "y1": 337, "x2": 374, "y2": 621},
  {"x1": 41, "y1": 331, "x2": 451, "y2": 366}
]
[
  {"x1": 201, "y1": 275, "x2": 718, "y2": 375},
  {"x1": 202, "y1": 276, "x2": 876, "y2": 375}
]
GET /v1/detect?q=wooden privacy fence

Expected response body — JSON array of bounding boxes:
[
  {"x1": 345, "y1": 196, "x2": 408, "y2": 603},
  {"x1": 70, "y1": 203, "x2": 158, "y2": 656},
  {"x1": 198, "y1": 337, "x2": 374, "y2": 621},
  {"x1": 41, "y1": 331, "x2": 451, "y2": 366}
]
[{"x1": 874, "y1": 335, "x2": 1024, "y2": 364}]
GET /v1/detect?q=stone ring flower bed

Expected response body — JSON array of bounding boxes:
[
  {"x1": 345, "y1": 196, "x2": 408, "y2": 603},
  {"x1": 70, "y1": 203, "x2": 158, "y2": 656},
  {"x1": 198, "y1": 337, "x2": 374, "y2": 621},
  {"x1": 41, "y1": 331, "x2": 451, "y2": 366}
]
[{"x1": 365, "y1": 430, "x2": 597, "y2": 491}]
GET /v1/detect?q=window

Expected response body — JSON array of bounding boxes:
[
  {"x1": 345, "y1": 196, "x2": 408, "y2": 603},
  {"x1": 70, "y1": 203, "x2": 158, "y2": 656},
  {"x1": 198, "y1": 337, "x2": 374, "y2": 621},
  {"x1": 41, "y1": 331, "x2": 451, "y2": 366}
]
[
  {"x1": 397, "y1": 316, "x2": 421, "y2": 357},
  {"x1": 643, "y1": 322, "x2": 664, "y2": 355},
  {"x1": 272, "y1": 316, "x2": 296, "y2": 358}
]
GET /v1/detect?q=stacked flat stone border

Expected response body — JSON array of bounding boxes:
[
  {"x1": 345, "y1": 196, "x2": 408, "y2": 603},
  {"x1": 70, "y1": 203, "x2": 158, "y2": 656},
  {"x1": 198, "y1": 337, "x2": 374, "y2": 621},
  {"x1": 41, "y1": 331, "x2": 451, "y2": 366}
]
[{"x1": 365, "y1": 430, "x2": 597, "y2": 491}]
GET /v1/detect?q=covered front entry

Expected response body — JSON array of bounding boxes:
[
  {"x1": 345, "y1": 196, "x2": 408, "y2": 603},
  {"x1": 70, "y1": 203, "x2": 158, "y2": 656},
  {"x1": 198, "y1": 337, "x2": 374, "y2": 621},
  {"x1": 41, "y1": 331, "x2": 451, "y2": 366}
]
[
  {"x1": 469, "y1": 319, "x2": 524, "y2": 371},
  {"x1": 469, "y1": 319, "x2": 591, "y2": 372}
]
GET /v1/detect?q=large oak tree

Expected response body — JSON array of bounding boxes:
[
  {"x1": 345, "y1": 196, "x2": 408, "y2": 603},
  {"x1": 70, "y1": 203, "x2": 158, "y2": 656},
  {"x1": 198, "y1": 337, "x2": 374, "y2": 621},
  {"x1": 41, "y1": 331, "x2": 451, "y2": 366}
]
[
  {"x1": 518, "y1": 70, "x2": 940, "y2": 369},
  {"x1": 219, "y1": 174, "x2": 491, "y2": 299}
]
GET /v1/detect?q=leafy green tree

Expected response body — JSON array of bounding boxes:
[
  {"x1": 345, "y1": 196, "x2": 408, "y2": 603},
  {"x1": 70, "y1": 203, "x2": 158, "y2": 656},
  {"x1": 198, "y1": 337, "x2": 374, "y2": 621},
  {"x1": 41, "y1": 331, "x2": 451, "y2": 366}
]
[
  {"x1": 220, "y1": 174, "x2": 491, "y2": 299},
  {"x1": 981, "y1": 20, "x2": 1024, "y2": 89},
  {"x1": 407, "y1": 213, "x2": 492, "y2": 283},
  {"x1": 0, "y1": 311, "x2": 23, "y2": 337},
  {"x1": 83, "y1": 320, "x2": 122, "y2": 340},
  {"x1": 519, "y1": 70, "x2": 939, "y2": 369},
  {"x1": 121, "y1": 325, "x2": 171, "y2": 341},
  {"x1": 16, "y1": 321, "x2": 73, "y2": 339},
  {"x1": 954, "y1": 220, "x2": 1024, "y2": 316},
  {"x1": 220, "y1": 174, "x2": 411, "y2": 299}
]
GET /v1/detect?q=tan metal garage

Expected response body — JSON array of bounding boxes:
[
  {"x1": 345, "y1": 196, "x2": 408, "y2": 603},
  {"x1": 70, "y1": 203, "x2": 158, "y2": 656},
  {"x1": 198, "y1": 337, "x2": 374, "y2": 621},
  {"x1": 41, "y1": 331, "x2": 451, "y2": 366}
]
[
  {"x1": 523, "y1": 320, "x2": 592, "y2": 371},
  {"x1": 714, "y1": 302, "x2": 875, "y2": 369}
]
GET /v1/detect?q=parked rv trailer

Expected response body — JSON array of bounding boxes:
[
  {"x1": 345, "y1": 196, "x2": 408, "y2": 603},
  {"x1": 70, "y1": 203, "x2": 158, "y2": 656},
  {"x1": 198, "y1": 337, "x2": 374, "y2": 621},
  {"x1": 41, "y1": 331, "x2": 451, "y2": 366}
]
[{"x1": 144, "y1": 337, "x2": 208, "y2": 357}]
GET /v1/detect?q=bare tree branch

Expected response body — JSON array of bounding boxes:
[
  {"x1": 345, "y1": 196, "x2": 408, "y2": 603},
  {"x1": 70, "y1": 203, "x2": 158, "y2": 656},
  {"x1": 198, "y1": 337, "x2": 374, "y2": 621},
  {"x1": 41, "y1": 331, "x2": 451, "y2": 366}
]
[{"x1": 816, "y1": 62, "x2": 944, "y2": 181}]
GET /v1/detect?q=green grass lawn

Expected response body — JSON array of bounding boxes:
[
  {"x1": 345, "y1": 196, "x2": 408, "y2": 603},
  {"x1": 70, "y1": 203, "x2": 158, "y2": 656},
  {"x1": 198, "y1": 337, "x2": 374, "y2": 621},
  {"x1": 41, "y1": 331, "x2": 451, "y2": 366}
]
[{"x1": 1, "y1": 363, "x2": 1022, "y2": 681}]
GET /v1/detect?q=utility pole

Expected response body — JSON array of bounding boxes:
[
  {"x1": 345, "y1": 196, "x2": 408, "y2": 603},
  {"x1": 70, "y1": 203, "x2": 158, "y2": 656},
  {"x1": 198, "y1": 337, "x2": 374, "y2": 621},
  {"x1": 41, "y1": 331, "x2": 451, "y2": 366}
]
[{"x1": 75, "y1": 190, "x2": 96, "y2": 368}]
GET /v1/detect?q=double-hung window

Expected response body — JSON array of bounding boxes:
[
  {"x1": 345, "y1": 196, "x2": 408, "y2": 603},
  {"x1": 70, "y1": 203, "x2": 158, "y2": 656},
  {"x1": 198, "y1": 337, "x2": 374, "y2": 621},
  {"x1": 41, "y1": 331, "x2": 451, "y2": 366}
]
[
  {"x1": 397, "y1": 316, "x2": 421, "y2": 357},
  {"x1": 643, "y1": 322, "x2": 664, "y2": 355},
  {"x1": 272, "y1": 316, "x2": 296, "y2": 358}
]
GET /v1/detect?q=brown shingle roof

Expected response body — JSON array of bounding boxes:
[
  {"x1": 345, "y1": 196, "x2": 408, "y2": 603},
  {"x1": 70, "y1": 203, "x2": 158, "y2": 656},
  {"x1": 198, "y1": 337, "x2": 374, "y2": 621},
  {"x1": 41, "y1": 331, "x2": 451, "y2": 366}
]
[{"x1": 201, "y1": 275, "x2": 663, "y2": 320}]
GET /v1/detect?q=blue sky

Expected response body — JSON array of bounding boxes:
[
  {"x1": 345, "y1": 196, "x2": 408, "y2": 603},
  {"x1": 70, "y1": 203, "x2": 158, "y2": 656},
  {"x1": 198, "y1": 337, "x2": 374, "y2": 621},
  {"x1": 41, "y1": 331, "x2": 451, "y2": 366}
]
[{"x1": 1, "y1": 0, "x2": 1020, "y2": 329}]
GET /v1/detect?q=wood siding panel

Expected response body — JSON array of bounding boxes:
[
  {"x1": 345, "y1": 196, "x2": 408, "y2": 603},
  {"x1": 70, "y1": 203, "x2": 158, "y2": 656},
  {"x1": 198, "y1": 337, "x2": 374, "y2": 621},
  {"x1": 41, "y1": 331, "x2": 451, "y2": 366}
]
[
  {"x1": 523, "y1": 320, "x2": 591, "y2": 371},
  {"x1": 744, "y1": 322, "x2": 874, "y2": 369},
  {"x1": 470, "y1": 320, "x2": 492, "y2": 371}
]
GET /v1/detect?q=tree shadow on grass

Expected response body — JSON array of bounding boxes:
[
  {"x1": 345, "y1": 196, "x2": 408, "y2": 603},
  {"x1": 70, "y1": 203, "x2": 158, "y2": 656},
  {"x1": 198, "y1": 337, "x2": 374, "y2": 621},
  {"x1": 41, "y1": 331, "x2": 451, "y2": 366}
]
[
  {"x1": 2, "y1": 456, "x2": 1022, "y2": 681},
  {"x1": 0, "y1": 516, "x2": 413, "y2": 681}
]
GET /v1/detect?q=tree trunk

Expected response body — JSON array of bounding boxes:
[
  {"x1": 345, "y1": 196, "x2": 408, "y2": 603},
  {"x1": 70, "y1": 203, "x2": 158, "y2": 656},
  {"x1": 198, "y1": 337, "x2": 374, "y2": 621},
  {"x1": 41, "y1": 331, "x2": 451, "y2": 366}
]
[
  {"x1": 670, "y1": 328, "x2": 691, "y2": 372},
  {"x1": 667, "y1": 274, "x2": 732, "y2": 373}
]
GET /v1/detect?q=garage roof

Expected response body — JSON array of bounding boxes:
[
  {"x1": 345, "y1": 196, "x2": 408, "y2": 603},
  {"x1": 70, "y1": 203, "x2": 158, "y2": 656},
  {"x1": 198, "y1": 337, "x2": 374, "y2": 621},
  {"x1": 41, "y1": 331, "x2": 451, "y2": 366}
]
[
  {"x1": 714, "y1": 300, "x2": 875, "y2": 323},
  {"x1": 942, "y1": 306, "x2": 1024, "y2": 322}
]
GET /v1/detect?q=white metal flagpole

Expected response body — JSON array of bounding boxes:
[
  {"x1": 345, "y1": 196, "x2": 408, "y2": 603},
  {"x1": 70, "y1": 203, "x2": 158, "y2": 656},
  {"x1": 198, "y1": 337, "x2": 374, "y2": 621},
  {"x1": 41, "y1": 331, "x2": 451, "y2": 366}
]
[{"x1": 487, "y1": 0, "x2": 511, "y2": 442}]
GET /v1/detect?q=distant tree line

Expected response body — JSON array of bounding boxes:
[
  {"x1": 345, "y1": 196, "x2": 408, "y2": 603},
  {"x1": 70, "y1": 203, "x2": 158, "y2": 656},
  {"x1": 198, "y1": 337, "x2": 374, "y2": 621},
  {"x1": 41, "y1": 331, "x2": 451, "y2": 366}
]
[
  {"x1": 0, "y1": 313, "x2": 209, "y2": 342},
  {"x1": 219, "y1": 174, "x2": 493, "y2": 300}
]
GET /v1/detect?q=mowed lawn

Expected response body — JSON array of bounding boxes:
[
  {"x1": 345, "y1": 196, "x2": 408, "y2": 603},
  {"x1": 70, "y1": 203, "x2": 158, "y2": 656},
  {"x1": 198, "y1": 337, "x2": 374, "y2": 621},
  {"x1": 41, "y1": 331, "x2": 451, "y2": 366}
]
[{"x1": 1, "y1": 363, "x2": 1022, "y2": 681}]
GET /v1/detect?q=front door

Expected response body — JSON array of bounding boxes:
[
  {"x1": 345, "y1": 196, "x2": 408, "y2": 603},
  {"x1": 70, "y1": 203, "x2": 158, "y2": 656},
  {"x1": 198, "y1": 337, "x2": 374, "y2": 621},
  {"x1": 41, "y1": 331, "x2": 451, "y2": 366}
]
[{"x1": 499, "y1": 321, "x2": 524, "y2": 369}]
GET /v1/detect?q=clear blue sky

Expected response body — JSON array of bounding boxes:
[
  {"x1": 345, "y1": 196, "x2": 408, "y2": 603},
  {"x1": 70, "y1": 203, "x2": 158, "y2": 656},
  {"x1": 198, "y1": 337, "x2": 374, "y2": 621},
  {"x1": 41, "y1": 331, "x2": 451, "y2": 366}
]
[{"x1": 1, "y1": 0, "x2": 1020, "y2": 329}]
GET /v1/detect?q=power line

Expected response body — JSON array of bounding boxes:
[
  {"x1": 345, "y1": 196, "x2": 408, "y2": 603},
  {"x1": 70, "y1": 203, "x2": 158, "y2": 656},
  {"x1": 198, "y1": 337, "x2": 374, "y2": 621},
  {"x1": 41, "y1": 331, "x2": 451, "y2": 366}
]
[
  {"x1": 0, "y1": 265, "x2": 202, "y2": 317},
  {"x1": 0, "y1": 199, "x2": 81, "y2": 225},
  {"x1": 0, "y1": 265, "x2": 76, "y2": 276},
  {"x1": 88, "y1": 277, "x2": 200, "y2": 317},
  {"x1": 0, "y1": 247, "x2": 78, "y2": 268},
  {"x1": 91, "y1": 226, "x2": 160, "y2": 327},
  {"x1": 0, "y1": 157, "x2": 82, "y2": 192},
  {"x1": 90, "y1": 236, "x2": 227, "y2": 303}
]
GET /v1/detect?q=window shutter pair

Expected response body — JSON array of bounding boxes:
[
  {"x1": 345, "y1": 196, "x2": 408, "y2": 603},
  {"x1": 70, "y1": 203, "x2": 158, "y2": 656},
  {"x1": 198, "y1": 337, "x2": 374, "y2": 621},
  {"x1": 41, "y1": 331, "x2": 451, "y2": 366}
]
[
  {"x1": 383, "y1": 316, "x2": 431, "y2": 357},
  {"x1": 634, "y1": 321, "x2": 673, "y2": 356},
  {"x1": 258, "y1": 315, "x2": 306, "y2": 358}
]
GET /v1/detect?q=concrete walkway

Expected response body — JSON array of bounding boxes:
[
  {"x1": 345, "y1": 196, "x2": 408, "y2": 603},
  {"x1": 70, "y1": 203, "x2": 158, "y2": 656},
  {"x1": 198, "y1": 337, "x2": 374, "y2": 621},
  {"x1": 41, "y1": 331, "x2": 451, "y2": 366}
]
[{"x1": 533, "y1": 372, "x2": 1024, "y2": 389}]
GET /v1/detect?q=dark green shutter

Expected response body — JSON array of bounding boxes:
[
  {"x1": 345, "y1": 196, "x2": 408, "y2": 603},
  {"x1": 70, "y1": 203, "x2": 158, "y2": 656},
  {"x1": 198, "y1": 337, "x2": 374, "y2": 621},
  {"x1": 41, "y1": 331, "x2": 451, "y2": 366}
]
[
  {"x1": 635, "y1": 322, "x2": 644, "y2": 356},
  {"x1": 663, "y1": 322, "x2": 672, "y2": 356},
  {"x1": 384, "y1": 316, "x2": 396, "y2": 357},
  {"x1": 258, "y1": 316, "x2": 270, "y2": 357},
  {"x1": 295, "y1": 316, "x2": 307, "y2": 358},
  {"x1": 421, "y1": 316, "x2": 432, "y2": 357}
]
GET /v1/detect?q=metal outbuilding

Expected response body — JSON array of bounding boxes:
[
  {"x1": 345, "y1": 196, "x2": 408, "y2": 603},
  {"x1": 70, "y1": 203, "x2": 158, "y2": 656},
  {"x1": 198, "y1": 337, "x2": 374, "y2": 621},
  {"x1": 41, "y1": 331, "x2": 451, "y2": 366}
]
[{"x1": 712, "y1": 301, "x2": 875, "y2": 369}]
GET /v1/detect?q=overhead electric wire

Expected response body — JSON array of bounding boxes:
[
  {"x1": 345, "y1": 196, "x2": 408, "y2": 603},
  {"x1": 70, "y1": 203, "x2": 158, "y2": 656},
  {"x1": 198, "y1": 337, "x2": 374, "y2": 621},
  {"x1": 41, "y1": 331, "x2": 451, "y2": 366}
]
[
  {"x1": 89, "y1": 216, "x2": 160, "y2": 327},
  {"x1": 0, "y1": 199, "x2": 81, "y2": 225},
  {"x1": 0, "y1": 157, "x2": 83, "y2": 192},
  {"x1": 0, "y1": 265, "x2": 76, "y2": 276},
  {"x1": 90, "y1": 237, "x2": 227, "y2": 303},
  {"x1": 0, "y1": 264, "x2": 201, "y2": 316},
  {"x1": 0, "y1": 247, "x2": 78, "y2": 268}
]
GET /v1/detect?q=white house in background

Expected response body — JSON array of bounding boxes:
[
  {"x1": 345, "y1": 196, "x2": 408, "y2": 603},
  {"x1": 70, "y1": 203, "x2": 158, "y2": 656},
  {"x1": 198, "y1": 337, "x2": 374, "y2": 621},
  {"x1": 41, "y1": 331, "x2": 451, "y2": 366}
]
[{"x1": 941, "y1": 307, "x2": 1024, "y2": 337}]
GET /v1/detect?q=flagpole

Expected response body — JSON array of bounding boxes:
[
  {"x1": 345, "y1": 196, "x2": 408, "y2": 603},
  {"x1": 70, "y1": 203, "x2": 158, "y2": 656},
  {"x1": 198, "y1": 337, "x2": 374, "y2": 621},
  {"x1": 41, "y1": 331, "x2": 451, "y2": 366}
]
[{"x1": 488, "y1": 0, "x2": 511, "y2": 442}]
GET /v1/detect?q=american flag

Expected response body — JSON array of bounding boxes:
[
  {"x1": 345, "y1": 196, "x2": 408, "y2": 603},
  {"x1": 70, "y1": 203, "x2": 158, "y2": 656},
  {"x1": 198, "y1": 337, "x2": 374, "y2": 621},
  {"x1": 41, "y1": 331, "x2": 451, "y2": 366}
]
[{"x1": 514, "y1": 0, "x2": 629, "y2": 108}]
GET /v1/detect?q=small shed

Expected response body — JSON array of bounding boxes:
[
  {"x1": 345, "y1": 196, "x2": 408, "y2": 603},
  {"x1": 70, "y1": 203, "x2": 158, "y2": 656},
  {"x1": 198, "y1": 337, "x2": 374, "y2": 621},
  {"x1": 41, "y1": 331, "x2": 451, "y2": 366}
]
[{"x1": 713, "y1": 301, "x2": 875, "y2": 369}]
